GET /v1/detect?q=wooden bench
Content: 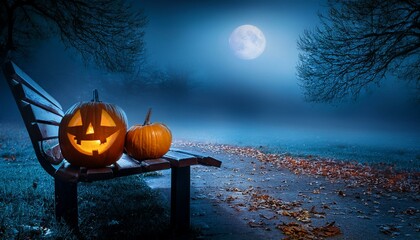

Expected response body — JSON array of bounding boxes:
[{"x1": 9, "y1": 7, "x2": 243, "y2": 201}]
[{"x1": 2, "y1": 61, "x2": 221, "y2": 234}]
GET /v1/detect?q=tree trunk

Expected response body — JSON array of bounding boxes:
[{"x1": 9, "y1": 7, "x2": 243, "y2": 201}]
[{"x1": 0, "y1": 49, "x2": 13, "y2": 65}]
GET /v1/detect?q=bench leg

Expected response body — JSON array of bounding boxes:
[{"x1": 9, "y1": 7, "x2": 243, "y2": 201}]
[
  {"x1": 171, "y1": 166, "x2": 190, "y2": 234},
  {"x1": 55, "y1": 179, "x2": 78, "y2": 229}
]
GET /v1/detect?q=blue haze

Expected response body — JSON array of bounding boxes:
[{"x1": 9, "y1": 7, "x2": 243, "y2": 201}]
[{"x1": 0, "y1": 0, "x2": 418, "y2": 170}]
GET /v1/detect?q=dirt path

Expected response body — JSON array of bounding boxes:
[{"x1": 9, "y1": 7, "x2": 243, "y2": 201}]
[{"x1": 147, "y1": 142, "x2": 419, "y2": 239}]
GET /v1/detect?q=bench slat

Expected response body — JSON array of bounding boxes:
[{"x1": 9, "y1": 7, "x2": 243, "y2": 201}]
[
  {"x1": 170, "y1": 148, "x2": 222, "y2": 167},
  {"x1": 114, "y1": 154, "x2": 144, "y2": 177},
  {"x1": 84, "y1": 168, "x2": 114, "y2": 182},
  {"x1": 32, "y1": 122, "x2": 59, "y2": 141},
  {"x1": 13, "y1": 83, "x2": 64, "y2": 116},
  {"x1": 197, "y1": 157, "x2": 222, "y2": 168},
  {"x1": 4, "y1": 61, "x2": 63, "y2": 110},
  {"x1": 142, "y1": 158, "x2": 171, "y2": 172},
  {"x1": 43, "y1": 143, "x2": 64, "y2": 165},
  {"x1": 55, "y1": 162, "x2": 80, "y2": 183},
  {"x1": 164, "y1": 151, "x2": 198, "y2": 168},
  {"x1": 21, "y1": 101, "x2": 62, "y2": 125}
]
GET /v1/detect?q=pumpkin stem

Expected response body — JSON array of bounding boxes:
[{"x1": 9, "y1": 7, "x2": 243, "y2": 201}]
[
  {"x1": 143, "y1": 108, "x2": 152, "y2": 125},
  {"x1": 92, "y1": 89, "x2": 100, "y2": 102}
]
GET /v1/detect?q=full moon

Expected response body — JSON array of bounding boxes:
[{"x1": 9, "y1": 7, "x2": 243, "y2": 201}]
[{"x1": 229, "y1": 25, "x2": 266, "y2": 60}]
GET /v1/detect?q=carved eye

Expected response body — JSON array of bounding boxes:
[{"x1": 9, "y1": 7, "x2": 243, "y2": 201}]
[
  {"x1": 100, "y1": 109, "x2": 116, "y2": 127},
  {"x1": 68, "y1": 110, "x2": 83, "y2": 127}
]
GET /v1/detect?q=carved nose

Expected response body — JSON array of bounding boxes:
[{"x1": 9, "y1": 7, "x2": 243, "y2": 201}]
[{"x1": 86, "y1": 123, "x2": 95, "y2": 134}]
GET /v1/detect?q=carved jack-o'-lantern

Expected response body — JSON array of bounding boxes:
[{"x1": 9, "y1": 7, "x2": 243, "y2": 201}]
[{"x1": 59, "y1": 90, "x2": 127, "y2": 168}]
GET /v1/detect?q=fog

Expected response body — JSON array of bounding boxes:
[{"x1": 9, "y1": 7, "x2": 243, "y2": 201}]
[{"x1": 1, "y1": 0, "x2": 419, "y2": 162}]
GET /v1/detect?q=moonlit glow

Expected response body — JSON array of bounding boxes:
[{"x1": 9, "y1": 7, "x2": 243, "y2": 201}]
[{"x1": 229, "y1": 24, "x2": 266, "y2": 60}]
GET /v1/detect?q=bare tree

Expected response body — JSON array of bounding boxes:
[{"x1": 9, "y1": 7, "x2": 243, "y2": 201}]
[
  {"x1": 161, "y1": 69, "x2": 194, "y2": 93},
  {"x1": 1, "y1": 0, "x2": 146, "y2": 72},
  {"x1": 120, "y1": 64, "x2": 197, "y2": 90},
  {"x1": 297, "y1": 0, "x2": 420, "y2": 102}
]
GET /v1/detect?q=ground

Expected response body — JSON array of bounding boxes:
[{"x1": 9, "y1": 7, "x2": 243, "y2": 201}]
[
  {"x1": 0, "y1": 123, "x2": 419, "y2": 239},
  {"x1": 148, "y1": 141, "x2": 419, "y2": 239}
]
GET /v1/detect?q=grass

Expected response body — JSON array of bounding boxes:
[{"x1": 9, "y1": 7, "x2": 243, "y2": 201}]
[{"x1": 0, "y1": 123, "x2": 176, "y2": 239}]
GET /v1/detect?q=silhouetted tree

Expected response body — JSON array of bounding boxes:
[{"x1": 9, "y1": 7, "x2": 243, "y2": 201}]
[
  {"x1": 0, "y1": 0, "x2": 146, "y2": 72},
  {"x1": 297, "y1": 0, "x2": 420, "y2": 102},
  {"x1": 161, "y1": 69, "x2": 194, "y2": 93},
  {"x1": 119, "y1": 65, "x2": 196, "y2": 94}
]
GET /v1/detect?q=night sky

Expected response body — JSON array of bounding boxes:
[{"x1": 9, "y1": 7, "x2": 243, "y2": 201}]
[{"x1": 1, "y1": 0, "x2": 419, "y2": 134}]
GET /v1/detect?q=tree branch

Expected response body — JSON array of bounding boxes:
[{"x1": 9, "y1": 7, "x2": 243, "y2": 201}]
[
  {"x1": 0, "y1": 0, "x2": 146, "y2": 72},
  {"x1": 297, "y1": 0, "x2": 420, "y2": 102}
]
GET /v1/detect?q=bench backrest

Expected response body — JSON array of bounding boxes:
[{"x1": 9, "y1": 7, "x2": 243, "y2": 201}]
[{"x1": 3, "y1": 61, "x2": 64, "y2": 176}]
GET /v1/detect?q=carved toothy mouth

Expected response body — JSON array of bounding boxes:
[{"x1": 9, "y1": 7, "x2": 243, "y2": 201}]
[{"x1": 67, "y1": 130, "x2": 120, "y2": 156}]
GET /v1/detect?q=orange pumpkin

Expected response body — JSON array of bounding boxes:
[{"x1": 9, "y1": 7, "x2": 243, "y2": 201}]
[
  {"x1": 125, "y1": 108, "x2": 172, "y2": 160},
  {"x1": 59, "y1": 90, "x2": 127, "y2": 168}
]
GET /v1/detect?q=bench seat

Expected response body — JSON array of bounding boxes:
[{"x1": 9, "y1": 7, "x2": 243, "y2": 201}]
[
  {"x1": 2, "y1": 60, "x2": 222, "y2": 234},
  {"x1": 54, "y1": 149, "x2": 221, "y2": 183}
]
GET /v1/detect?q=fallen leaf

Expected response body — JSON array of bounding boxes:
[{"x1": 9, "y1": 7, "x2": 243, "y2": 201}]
[
  {"x1": 259, "y1": 213, "x2": 277, "y2": 220},
  {"x1": 402, "y1": 207, "x2": 417, "y2": 215},
  {"x1": 338, "y1": 190, "x2": 346, "y2": 197},
  {"x1": 225, "y1": 195, "x2": 236, "y2": 203},
  {"x1": 248, "y1": 220, "x2": 266, "y2": 228},
  {"x1": 281, "y1": 210, "x2": 311, "y2": 223},
  {"x1": 312, "y1": 222, "x2": 341, "y2": 237},
  {"x1": 3, "y1": 154, "x2": 16, "y2": 161},
  {"x1": 379, "y1": 224, "x2": 401, "y2": 236},
  {"x1": 309, "y1": 206, "x2": 326, "y2": 218},
  {"x1": 277, "y1": 222, "x2": 314, "y2": 240}
]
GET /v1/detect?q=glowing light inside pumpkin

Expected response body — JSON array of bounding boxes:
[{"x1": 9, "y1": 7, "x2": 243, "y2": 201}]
[
  {"x1": 67, "y1": 130, "x2": 120, "y2": 156},
  {"x1": 86, "y1": 123, "x2": 95, "y2": 134},
  {"x1": 100, "y1": 110, "x2": 117, "y2": 127},
  {"x1": 66, "y1": 109, "x2": 121, "y2": 156},
  {"x1": 68, "y1": 110, "x2": 83, "y2": 126}
]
